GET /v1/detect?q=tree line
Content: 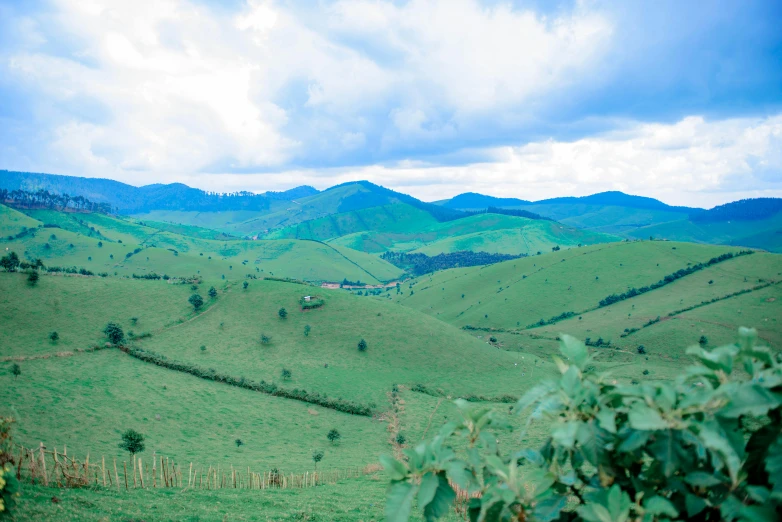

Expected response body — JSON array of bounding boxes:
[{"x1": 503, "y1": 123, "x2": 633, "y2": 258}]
[
  {"x1": 381, "y1": 250, "x2": 525, "y2": 276},
  {"x1": 1, "y1": 188, "x2": 112, "y2": 213}
]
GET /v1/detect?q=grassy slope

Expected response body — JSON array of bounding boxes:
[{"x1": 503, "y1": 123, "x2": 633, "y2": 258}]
[
  {"x1": 0, "y1": 204, "x2": 40, "y2": 237},
  {"x1": 524, "y1": 203, "x2": 689, "y2": 236},
  {"x1": 138, "y1": 278, "x2": 556, "y2": 406},
  {"x1": 627, "y1": 213, "x2": 782, "y2": 252},
  {"x1": 265, "y1": 203, "x2": 438, "y2": 241},
  {"x1": 2, "y1": 205, "x2": 403, "y2": 284}
]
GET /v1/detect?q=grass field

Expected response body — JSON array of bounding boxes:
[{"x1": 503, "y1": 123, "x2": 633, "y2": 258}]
[{"x1": 3, "y1": 205, "x2": 782, "y2": 521}]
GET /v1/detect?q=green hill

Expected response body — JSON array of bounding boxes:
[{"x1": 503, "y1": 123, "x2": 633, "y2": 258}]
[{"x1": 0, "y1": 204, "x2": 403, "y2": 284}]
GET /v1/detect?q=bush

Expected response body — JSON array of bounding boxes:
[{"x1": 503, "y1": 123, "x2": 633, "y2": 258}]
[
  {"x1": 27, "y1": 270, "x2": 39, "y2": 285},
  {"x1": 118, "y1": 429, "x2": 145, "y2": 457},
  {"x1": 103, "y1": 322, "x2": 124, "y2": 345},
  {"x1": 235, "y1": 438, "x2": 244, "y2": 448},
  {"x1": 208, "y1": 286, "x2": 217, "y2": 298},
  {"x1": 327, "y1": 429, "x2": 341, "y2": 444},
  {"x1": 637, "y1": 345, "x2": 646, "y2": 354},
  {"x1": 49, "y1": 331, "x2": 59, "y2": 343},
  {"x1": 281, "y1": 368, "x2": 292, "y2": 380},
  {"x1": 304, "y1": 325, "x2": 311, "y2": 337},
  {"x1": 189, "y1": 294, "x2": 204, "y2": 311},
  {"x1": 384, "y1": 328, "x2": 781, "y2": 521},
  {"x1": 10, "y1": 364, "x2": 20, "y2": 379},
  {"x1": 357, "y1": 339, "x2": 367, "y2": 352},
  {"x1": 242, "y1": 281, "x2": 248, "y2": 289},
  {"x1": 278, "y1": 307, "x2": 287, "y2": 319},
  {"x1": 0, "y1": 418, "x2": 20, "y2": 516},
  {"x1": 312, "y1": 450, "x2": 324, "y2": 469},
  {"x1": 699, "y1": 335, "x2": 708, "y2": 346},
  {"x1": 395, "y1": 433, "x2": 406, "y2": 446},
  {"x1": 261, "y1": 334, "x2": 272, "y2": 345}
]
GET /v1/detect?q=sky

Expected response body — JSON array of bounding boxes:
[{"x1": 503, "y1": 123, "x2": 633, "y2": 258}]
[{"x1": 0, "y1": 0, "x2": 781, "y2": 207}]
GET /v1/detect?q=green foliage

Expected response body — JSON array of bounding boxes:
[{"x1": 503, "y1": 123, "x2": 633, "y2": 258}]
[
  {"x1": 278, "y1": 307, "x2": 288, "y2": 319},
  {"x1": 10, "y1": 364, "x2": 20, "y2": 379},
  {"x1": 304, "y1": 324, "x2": 311, "y2": 337},
  {"x1": 208, "y1": 286, "x2": 217, "y2": 298},
  {"x1": 327, "y1": 429, "x2": 342, "y2": 445},
  {"x1": 281, "y1": 368, "x2": 292, "y2": 380},
  {"x1": 188, "y1": 293, "x2": 204, "y2": 310},
  {"x1": 0, "y1": 417, "x2": 20, "y2": 516},
  {"x1": 0, "y1": 252, "x2": 19, "y2": 272},
  {"x1": 357, "y1": 338, "x2": 367, "y2": 352},
  {"x1": 385, "y1": 328, "x2": 782, "y2": 521},
  {"x1": 395, "y1": 433, "x2": 406, "y2": 446},
  {"x1": 26, "y1": 269, "x2": 39, "y2": 285},
  {"x1": 261, "y1": 334, "x2": 272, "y2": 345},
  {"x1": 103, "y1": 322, "x2": 124, "y2": 345},
  {"x1": 49, "y1": 331, "x2": 59, "y2": 343},
  {"x1": 118, "y1": 429, "x2": 145, "y2": 457},
  {"x1": 235, "y1": 438, "x2": 244, "y2": 448},
  {"x1": 699, "y1": 335, "x2": 708, "y2": 346},
  {"x1": 242, "y1": 281, "x2": 249, "y2": 289},
  {"x1": 312, "y1": 450, "x2": 324, "y2": 468}
]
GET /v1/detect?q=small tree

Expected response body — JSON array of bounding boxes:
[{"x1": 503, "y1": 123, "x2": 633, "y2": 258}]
[
  {"x1": 11, "y1": 363, "x2": 20, "y2": 379},
  {"x1": 130, "y1": 317, "x2": 138, "y2": 325},
  {"x1": 395, "y1": 433, "x2": 406, "y2": 446},
  {"x1": 327, "y1": 429, "x2": 341, "y2": 445},
  {"x1": 357, "y1": 339, "x2": 367, "y2": 352},
  {"x1": 304, "y1": 324, "x2": 311, "y2": 337},
  {"x1": 312, "y1": 450, "x2": 324, "y2": 469},
  {"x1": 103, "y1": 322, "x2": 124, "y2": 345},
  {"x1": 281, "y1": 368, "x2": 292, "y2": 380},
  {"x1": 0, "y1": 252, "x2": 20, "y2": 272},
  {"x1": 208, "y1": 286, "x2": 217, "y2": 298},
  {"x1": 200, "y1": 345, "x2": 206, "y2": 352},
  {"x1": 189, "y1": 293, "x2": 204, "y2": 311},
  {"x1": 118, "y1": 429, "x2": 145, "y2": 457},
  {"x1": 49, "y1": 331, "x2": 59, "y2": 343},
  {"x1": 278, "y1": 307, "x2": 287, "y2": 319},
  {"x1": 261, "y1": 334, "x2": 272, "y2": 345},
  {"x1": 699, "y1": 335, "x2": 708, "y2": 346},
  {"x1": 27, "y1": 270, "x2": 39, "y2": 285},
  {"x1": 242, "y1": 281, "x2": 249, "y2": 290},
  {"x1": 637, "y1": 345, "x2": 646, "y2": 355},
  {"x1": 235, "y1": 438, "x2": 244, "y2": 448}
]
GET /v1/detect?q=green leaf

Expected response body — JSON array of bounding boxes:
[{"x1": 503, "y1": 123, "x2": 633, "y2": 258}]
[
  {"x1": 686, "y1": 344, "x2": 738, "y2": 374},
  {"x1": 418, "y1": 472, "x2": 439, "y2": 510},
  {"x1": 559, "y1": 334, "x2": 589, "y2": 368},
  {"x1": 380, "y1": 454, "x2": 408, "y2": 481},
  {"x1": 596, "y1": 409, "x2": 617, "y2": 434},
  {"x1": 386, "y1": 481, "x2": 418, "y2": 522},
  {"x1": 617, "y1": 429, "x2": 650, "y2": 452},
  {"x1": 579, "y1": 485, "x2": 631, "y2": 522},
  {"x1": 628, "y1": 404, "x2": 668, "y2": 431},
  {"x1": 648, "y1": 430, "x2": 682, "y2": 478},
  {"x1": 765, "y1": 434, "x2": 782, "y2": 495},
  {"x1": 685, "y1": 494, "x2": 707, "y2": 518},
  {"x1": 719, "y1": 384, "x2": 781, "y2": 418},
  {"x1": 551, "y1": 421, "x2": 579, "y2": 449},
  {"x1": 644, "y1": 496, "x2": 678, "y2": 518},
  {"x1": 515, "y1": 382, "x2": 556, "y2": 414},
  {"x1": 445, "y1": 461, "x2": 473, "y2": 491},
  {"x1": 684, "y1": 471, "x2": 722, "y2": 487},
  {"x1": 533, "y1": 494, "x2": 568, "y2": 522},
  {"x1": 422, "y1": 472, "x2": 456, "y2": 521},
  {"x1": 698, "y1": 420, "x2": 742, "y2": 483}
]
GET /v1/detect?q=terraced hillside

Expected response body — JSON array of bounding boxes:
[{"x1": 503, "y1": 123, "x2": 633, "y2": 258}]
[{"x1": 1, "y1": 204, "x2": 403, "y2": 284}]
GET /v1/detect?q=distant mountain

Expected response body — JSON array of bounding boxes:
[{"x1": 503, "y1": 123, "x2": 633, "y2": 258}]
[
  {"x1": 0, "y1": 170, "x2": 272, "y2": 213},
  {"x1": 440, "y1": 192, "x2": 530, "y2": 210},
  {"x1": 440, "y1": 190, "x2": 696, "y2": 213},
  {"x1": 690, "y1": 198, "x2": 782, "y2": 222},
  {"x1": 264, "y1": 186, "x2": 319, "y2": 200}
]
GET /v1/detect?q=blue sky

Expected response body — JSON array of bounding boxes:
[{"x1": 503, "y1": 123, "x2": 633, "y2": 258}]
[{"x1": 0, "y1": 0, "x2": 780, "y2": 206}]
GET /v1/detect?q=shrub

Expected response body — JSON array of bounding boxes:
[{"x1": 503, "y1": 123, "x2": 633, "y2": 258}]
[
  {"x1": 699, "y1": 335, "x2": 708, "y2": 346},
  {"x1": 327, "y1": 429, "x2": 341, "y2": 445},
  {"x1": 242, "y1": 281, "x2": 248, "y2": 289},
  {"x1": 383, "y1": 328, "x2": 781, "y2": 521},
  {"x1": 188, "y1": 294, "x2": 204, "y2": 311},
  {"x1": 312, "y1": 450, "x2": 324, "y2": 469},
  {"x1": 103, "y1": 322, "x2": 124, "y2": 345},
  {"x1": 118, "y1": 429, "x2": 145, "y2": 457},
  {"x1": 130, "y1": 317, "x2": 138, "y2": 325},
  {"x1": 27, "y1": 270, "x2": 39, "y2": 285},
  {"x1": 281, "y1": 368, "x2": 292, "y2": 380},
  {"x1": 235, "y1": 438, "x2": 244, "y2": 448},
  {"x1": 642, "y1": 369, "x2": 650, "y2": 375},
  {"x1": 304, "y1": 324, "x2": 311, "y2": 337},
  {"x1": 49, "y1": 331, "x2": 59, "y2": 343},
  {"x1": 10, "y1": 364, "x2": 20, "y2": 379},
  {"x1": 357, "y1": 338, "x2": 367, "y2": 352},
  {"x1": 278, "y1": 307, "x2": 287, "y2": 319},
  {"x1": 489, "y1": 336, "x2": 497, "y2": 343},
  {"x1": 208, "y1": 286, "x2": 217, "y2": 298},
  {"x1": 395, "y1": 433, "x2": 406, "y2": 446},
  {"x1": 637, "y1": 345, "x2": 646, "y2": 354},
  {"x1": 0, "y1": 252, "x2": 20, "y2": 272},
  {"x1": 261, "y1": 334, "x2": 272, "y2": 345}
]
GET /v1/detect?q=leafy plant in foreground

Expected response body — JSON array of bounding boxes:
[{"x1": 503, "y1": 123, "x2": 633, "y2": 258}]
[{"x1": 383, "y1": 327, "x2": 782, "y2": 521}]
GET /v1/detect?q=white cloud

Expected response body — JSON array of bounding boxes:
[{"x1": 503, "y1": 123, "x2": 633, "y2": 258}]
[{"x1": 188, "y1": 114, "x2": 782, "y2": 208}]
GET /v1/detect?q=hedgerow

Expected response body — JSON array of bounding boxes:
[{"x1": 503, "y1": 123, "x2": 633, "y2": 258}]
[{"x1": 121, "y1": 346, "x2": 374, "y2": 416}]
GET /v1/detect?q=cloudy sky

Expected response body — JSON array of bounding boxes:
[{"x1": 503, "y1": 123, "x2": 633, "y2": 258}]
[{"x1": 1, "y1": 0, "x2": 780, "y2": 207}]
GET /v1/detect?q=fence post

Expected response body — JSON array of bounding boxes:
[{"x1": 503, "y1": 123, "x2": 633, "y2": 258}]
[
  {"x1": 124, "y1": 461, "x2": 128, "y2": 491},
  {"x1": 114, "y1": 458, "x2": 120, "y2": 491},
  {"x1": 39, "y1": 443, "x2": 48, "y2": 486},
  {"x1": 138, "y1": 457, "x2": 144, "y2": 488},
  {"x1": 102, "y1": 457, "x2": 106, "y2": 487}
]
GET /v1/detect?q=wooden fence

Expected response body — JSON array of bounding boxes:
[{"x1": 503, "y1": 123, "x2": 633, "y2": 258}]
[{"x1": 15, "y1": 442, "x2": 364, "y2": 491}]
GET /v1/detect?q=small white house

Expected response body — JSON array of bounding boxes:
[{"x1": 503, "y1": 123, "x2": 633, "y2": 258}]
[{"x1": 303, "y1": 296, "x2": 311, "y2": 301}]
